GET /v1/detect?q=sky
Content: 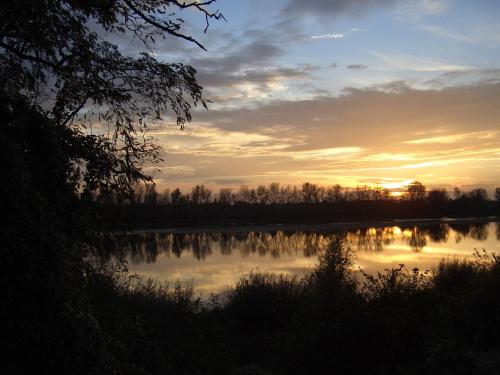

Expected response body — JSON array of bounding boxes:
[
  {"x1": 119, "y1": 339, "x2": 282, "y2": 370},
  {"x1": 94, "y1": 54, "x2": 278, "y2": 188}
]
[{"x1": 129, "y1": 0, "x2": 500, "y2": 193}]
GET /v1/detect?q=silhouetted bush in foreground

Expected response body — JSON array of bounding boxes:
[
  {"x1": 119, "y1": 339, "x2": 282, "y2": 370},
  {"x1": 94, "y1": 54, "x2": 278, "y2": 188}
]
[{"x1": 81, "y1": 242, "x2": 500, "y2": 375}]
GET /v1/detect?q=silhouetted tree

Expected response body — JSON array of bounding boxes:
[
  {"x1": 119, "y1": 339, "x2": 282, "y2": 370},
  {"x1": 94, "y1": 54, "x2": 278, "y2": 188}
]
[
  {"x1": 191, "y1": 184, "x2": 212, "y2": 204},
  {"x1": 144, "y1": 183, "x2": 159, "y2": 205},
  {"x1": 468, "y1": 188, "x2": 488, "y2": 202},
  {"x1": 405, "y1": 181, "x2": 426, "y2": 201},
  {"x1": 237, "y1": 185, "x2": 251, "y2": 203},
  {"x1": 325, "y1": 184, "x2": 343, "y2": 203},
  {"x1": 268, "y1": 182, "x2": 280, "y2": 204},
  {"x1": 256, "y1": 185, "x2": 268, "y2": 204},
  {"x1": 171, "y1": 188, "x2": 183, "y2": 206},
  {"x1": 1, "y1": 0, "x2": 223, "y2": 196},
  {"x1": 158, "y1": 188, "x2": 171, "y2": 205},
  {"x1": 494, "y1": 187, "x2": 500, "y2": 202},
  {"x1": 1, "y1": 2, "x2": 225, "y2": 372},
  {"x1": 219, "y1": 188, "x2": 233, "y2": 204},
  {"x1": 427, "y1": 188, "x2": 449, "y2": 206},
  {"x1": 454, "y1": 187, "x2": 464, "y2": 199},
  {"x1": 302, "y1": 182, "x2": 322, "y2": 203}
]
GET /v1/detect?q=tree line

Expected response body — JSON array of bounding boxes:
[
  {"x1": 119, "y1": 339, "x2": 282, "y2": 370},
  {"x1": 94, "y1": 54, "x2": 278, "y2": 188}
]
[
  {"x1": 94, "y1": 181, "x2": 500, "y2": 227},
  {"x1": 91, "y1": 181, "x2": 500, "y2": 206}
]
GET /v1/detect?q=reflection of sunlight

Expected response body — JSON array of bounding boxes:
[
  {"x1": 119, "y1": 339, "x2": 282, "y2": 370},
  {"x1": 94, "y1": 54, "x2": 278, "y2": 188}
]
[
  {"x1": 418, "y1": 246, "x2": 472, "y2": 255},
  {"x1": 402, "y1": 229, "x2": 413, "y2": 238},
  {"x1": 125, "y1": 222, "x2": 498, "y2": 296}
]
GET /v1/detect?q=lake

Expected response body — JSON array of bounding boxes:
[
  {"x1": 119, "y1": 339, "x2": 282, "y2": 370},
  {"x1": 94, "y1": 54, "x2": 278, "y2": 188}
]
[{"x1": 123, "y1": 220, "x2": 500, "y2": 296}]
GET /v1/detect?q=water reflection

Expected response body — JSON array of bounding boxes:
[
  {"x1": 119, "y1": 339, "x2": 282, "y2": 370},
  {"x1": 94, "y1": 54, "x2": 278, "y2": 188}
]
[
  {"x1": 124, "y1": 222, "x2": 494, "y2": 262},
  {"x1": 123, "y1": 222, "x2": 499, "y2": 296},
  {"x1": 123, "y1": 230, "x2": 333, "y2": 263}
]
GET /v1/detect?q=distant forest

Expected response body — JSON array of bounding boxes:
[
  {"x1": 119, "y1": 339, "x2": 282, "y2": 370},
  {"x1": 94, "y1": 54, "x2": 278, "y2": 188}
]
[{"x1": 90, "y1": 181, "x2": 500, "y2": 227}]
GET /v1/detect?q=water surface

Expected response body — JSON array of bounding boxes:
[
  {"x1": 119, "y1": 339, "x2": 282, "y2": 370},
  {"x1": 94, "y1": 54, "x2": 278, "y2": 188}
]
[{"x1": 124, "y1": 221, "x2": 500, "y2": 296}]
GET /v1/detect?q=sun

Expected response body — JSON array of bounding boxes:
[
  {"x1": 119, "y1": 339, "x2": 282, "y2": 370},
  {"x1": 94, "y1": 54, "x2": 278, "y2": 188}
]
[
  {"x1": 389, "y1": 191, "x2": 405, "y2": 198},
  {"x1": 379, "y1": 179, "x2": 414, "y2": 190}
]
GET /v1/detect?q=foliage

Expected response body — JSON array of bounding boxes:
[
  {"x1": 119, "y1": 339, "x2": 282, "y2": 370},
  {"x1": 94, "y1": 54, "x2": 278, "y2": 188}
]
[
  {"x1": 1, "y1": 1, "x2": 223, "y2": 373},
  {"x1": 102, "y1": 181, "x2": 499, "y2": 228},
  {"x1": 404, "y1": 180, "x2": 426, "y2": 201},
  {"x1": 1, "y1": 0, "x2": 222, "y2": 195},
  {"x1": 78, "y1": 242, "x2": 500, "y2": 375}
]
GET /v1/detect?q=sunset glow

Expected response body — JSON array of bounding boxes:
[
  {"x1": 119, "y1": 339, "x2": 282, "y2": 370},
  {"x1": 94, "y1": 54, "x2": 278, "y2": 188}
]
[
  {"x1": 5, "y1": 2, "x2": 500, "y2": 372},
  {"x1": 146, "y1": 0, "x2": 500, "y2": 194}
]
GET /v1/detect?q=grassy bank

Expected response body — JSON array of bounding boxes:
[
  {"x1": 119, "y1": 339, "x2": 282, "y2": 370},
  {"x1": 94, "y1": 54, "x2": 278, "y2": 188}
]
[{"x1": 86, "y1": 241, "x2": 500, "y2": 375}]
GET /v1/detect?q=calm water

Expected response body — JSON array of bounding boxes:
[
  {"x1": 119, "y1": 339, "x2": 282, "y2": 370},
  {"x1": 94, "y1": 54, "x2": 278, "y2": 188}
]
[{"x1": 124, "y1": 221, "x2": 500, "y2": 296}]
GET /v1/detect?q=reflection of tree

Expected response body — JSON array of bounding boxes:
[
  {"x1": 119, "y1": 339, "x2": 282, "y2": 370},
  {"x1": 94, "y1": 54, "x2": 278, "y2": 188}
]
[
  {"x1": 423, "y1": 225, "x2": 449, "y2": 243},
  {"x1": 121, "y1": 222, "x2": 494, "y2": 264},
  {"x1": 191, "y1": 234, "x2": 212, "y2": 260},
  {"x1": 344, "y1": 227, "x2": 397, "y2": 252},
  {"x1": 469, "y1": 223, "x2": 489, "y2": 241},
  {"x1": 449, "y1": 223, "x2": 471, "y2": 243},
  {"x1": 407, "y1": 228, "x2": 427, "y2": 252},
  {"x1": 497, "y1": 222, "x2": 500, "y2": 241}
]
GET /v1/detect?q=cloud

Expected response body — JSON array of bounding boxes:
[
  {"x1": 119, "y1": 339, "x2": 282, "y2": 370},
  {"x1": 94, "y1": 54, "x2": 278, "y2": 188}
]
[
  {"x1": 311, "y1": 33, "x2": 344, "y2": 40},
  {"x1": 416, "y1": 0, "x2": 448, "y2": 14},
  {"x1": 153, "y1": 124, "x2": 303, "y2": 158},
  {"x1": 416, "y1": 23, "x2": 500, "y2": 47},
  {"x1": 347, "y1": 64, "x2": 368, "y2": 70},
  {"x1": 161, "y1": 165, "x2": 197, "y2": 176},
  {"x1": 197, "y1": 66, "x2": 314, "y2": 89},
  {"x1": 196, "y1": 82, "x2": 500, "y2": 143},
  {"x1": 190, "y1": 39, "x2": 283, "y2": 74},
  {"x1": 404, "y1": 131, "x2": 497, "y2": 144},
  {"x1": 183, "y1": 35, "x2": 320, "y2": 101},
  {"x1": 397, "y1": 0, "x2": 449, "y2": 18},
  {"x1": 425, "y1": 69, "x2": 500, "y2": 88},
  {"x1": 370, "y1": 51, "x2": 474, "y2": 72},
  {"x1": 153, "y1": 81, "x2": 500, "y2": 189},
  {"x1": 288, "y1": 147, "x2": 363, "y2": 160},
  {"x1": 286, "y1": 0, "x2": 400, "y2": 18},
  {"x1": 416, "y1": 24, "x2": 476, "y2": 43},
  {"x1": 205, "y1": 178, "x2": 249, "y2": 185}
]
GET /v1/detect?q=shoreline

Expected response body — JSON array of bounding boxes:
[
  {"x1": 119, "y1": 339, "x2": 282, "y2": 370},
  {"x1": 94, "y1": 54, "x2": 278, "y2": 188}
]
[{"x1": 133, "y1": 216, "x2": 499, "y2": 234}]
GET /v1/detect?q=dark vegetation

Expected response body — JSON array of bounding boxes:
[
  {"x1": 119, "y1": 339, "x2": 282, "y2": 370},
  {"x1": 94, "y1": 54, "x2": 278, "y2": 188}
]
[
  {"x1": 101, "y1": 182, "x2": 500, "y2": 227},
  {"x1": 2, "y1": 1, "x2": 500, "y2": 374},
  {"x1": 76, "y1": 242, "x2": 500, "y2": 374}
]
